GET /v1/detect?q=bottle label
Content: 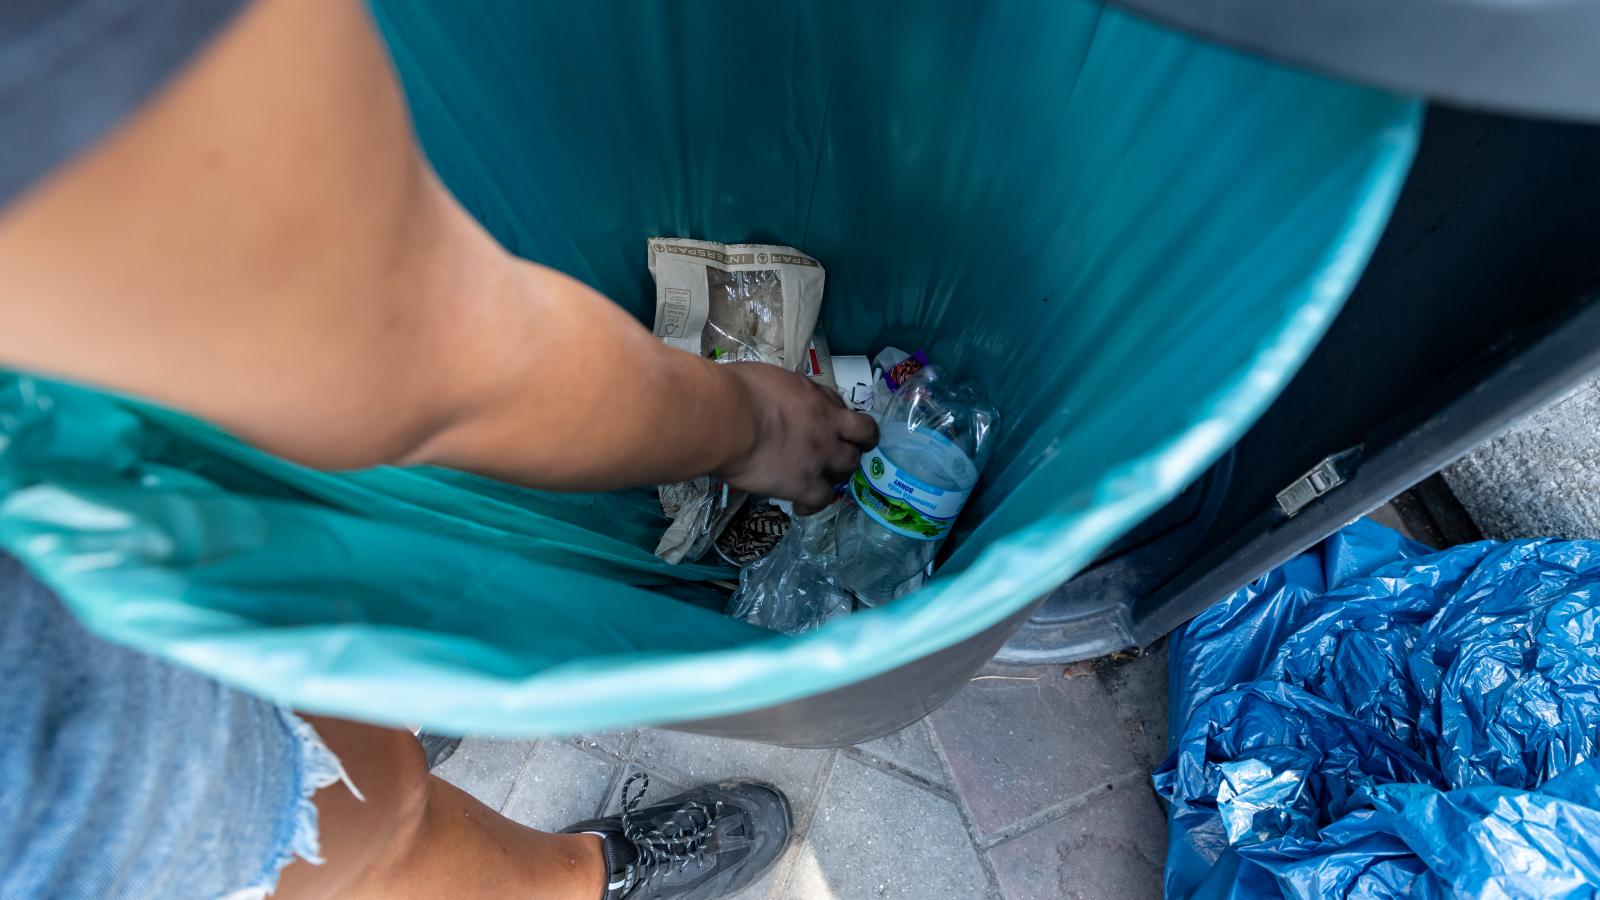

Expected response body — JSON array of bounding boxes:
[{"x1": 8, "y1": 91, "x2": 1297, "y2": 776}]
[{"x1": 849, "y1": 445, "x2": 971, "y2": 541}]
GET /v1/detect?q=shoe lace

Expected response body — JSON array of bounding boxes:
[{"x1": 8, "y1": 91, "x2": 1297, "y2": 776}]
[{"x1": 616, "y1": 773, "x2": 723, "y2": 892}]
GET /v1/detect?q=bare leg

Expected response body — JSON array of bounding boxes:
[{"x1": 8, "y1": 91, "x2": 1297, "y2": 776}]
[{"x1": 273, "y1": 716, "x2": 606, "y2": 900}]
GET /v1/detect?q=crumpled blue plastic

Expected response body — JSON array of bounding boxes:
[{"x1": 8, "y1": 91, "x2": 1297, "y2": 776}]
[{"x1": 1156, "y1": 518, "x2": 1600, "y2": 898}]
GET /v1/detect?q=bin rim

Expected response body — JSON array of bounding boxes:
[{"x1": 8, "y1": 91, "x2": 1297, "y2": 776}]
[{"x1": 250, "y1": 100, "x2": 1427, "y2": 738}]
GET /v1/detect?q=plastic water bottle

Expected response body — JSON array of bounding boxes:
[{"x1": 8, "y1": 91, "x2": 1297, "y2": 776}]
[{"x1": 836, "y1": 366, "x2": 999, "y2": 605}]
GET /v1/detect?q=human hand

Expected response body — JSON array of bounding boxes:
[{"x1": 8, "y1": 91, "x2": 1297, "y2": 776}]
[{"x1": 718, "y1": 362, "x2": 878, "y2": 515}]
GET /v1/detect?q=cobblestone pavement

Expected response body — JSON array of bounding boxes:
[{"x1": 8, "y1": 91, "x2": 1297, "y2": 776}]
[{"x1": 436, "y1": 644, "x2": 1170, "y2": 900}]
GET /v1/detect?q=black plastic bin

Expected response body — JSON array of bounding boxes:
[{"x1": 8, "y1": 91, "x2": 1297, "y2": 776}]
[{"x1": 999, "y1": 105, "x2": 1600, "y2": 667}]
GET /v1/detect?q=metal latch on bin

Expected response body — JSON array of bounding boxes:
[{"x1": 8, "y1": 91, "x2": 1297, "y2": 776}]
[{"x1": 1276, "y1": 446, "x2": 1363, "y2": 517}]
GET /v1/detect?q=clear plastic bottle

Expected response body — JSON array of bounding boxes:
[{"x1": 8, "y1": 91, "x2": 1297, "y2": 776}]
[{"x1": 836, "y1": 366, "x2": 999, "y2": 606}]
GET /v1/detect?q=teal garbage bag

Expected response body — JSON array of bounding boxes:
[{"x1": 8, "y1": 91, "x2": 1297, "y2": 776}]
[{"x1": 0, "y1": 1, "x2": 1420, "y2": 735}]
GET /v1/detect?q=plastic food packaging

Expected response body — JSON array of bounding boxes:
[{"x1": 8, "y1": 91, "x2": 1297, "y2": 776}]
[
  {"x1": 852, "y1": 346, "x2": 927, "y2": 420},
  {"x1": 726, "y1": 503, "x2": 852, "y2": 635},
  {"x1": 655, "y1": 477, "x2": 745, "y2": 566},
  {"x1": 835, "y1": 367, "x2": 1000, "y2": 605},
  {"x1": 647, "y1": 238, "x2": 826, "y2": 562},
  {"x1": 648, "y1": 238, "x2": 824, "y2": 370},
  {"x1": 873, "y1": 347, "x2": 929, "y2": 395},
  {"x1": 1158, "y1": 518, "x2": 1600, "y2": 899},
  {"x1": 714, "y1": 501, "x2": 789, "y2": 566}
]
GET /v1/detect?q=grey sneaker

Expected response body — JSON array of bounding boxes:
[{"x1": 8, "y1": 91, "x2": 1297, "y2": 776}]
[
  {"x1": 416, "y1": 732, "x2": 461, "y2": 770},
  {"x1": 562, "y1": 773, "x2": 793, "y2": 899}
]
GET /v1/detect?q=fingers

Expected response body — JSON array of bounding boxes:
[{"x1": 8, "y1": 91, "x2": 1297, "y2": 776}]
[
  {"x1": 719, "y1": 368, "x2": 878, "y2": 513},
  {"x1": 793, "y1": 479, "x2": 836, "y2": 516},
  {"x1": 836, "y1": 408, "x2": 878, "y2": 450},
  {"x1": 824, "y1": 440, "x2": 861, "y2": 483},
  {"x1": 806, "y1": 424, "x2": 859, "y2": 513}
]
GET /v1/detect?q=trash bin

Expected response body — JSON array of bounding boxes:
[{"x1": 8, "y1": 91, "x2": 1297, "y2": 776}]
[
  {"x1": 0, "y1": 0, "x2": 1420, "y2": 744},
  {"x1": 998, "y1": 107, "x2": 1600, "y2": 668}
]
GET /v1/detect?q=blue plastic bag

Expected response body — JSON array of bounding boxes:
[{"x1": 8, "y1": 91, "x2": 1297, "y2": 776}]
[{"x1": 1157, "y1": 519, "x2": 1600, "y2": 898}]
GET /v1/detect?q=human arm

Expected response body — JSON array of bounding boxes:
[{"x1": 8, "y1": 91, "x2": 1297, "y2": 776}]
[{"x1": 0, "y1": 0, "x2": 872, "y2": 510}]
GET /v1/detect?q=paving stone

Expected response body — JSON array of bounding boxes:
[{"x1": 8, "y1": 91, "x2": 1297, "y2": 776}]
[
  {"x1": 573, "y1": 730, "x2": 635, "y2": 760},
  {"x1": 1445, "y1": 374, "x2": 1600, "y2": 540},
  {"x1": 602, "y1": 764, "x2": 685, "y2": 817},
  {"x1": 501, "y1": 742, "x2": 618, "y2": 831},
  {"x1": 630, "y1": 729, "x2": 833, "y2": 823},
  {"x1": 849, "y1": 719, "x2": 947, "y2": 787},
  {"x1": 433, "y1": 738, "x2": 537, "y2": 810},
  {"x1": 729, "y1": 849, "x2": 797, "y2": 900},
  {"x1": 987, "y1": 783, "x2": 1166, "y2": 900},
  {"x1": 930, "y1": 671, "x2": 1139, "y2": 838},
  {"x1": 778, "y1": 756, "x2": 989, "y2": 900},
  {"x1": 1098, "y1": 641, "x2": 1170, "y2": 770}
]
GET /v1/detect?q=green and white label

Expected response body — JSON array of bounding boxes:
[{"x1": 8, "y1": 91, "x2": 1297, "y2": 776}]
[{"x1": 849, "y1": 446, "x2": 971, "y2": 540}]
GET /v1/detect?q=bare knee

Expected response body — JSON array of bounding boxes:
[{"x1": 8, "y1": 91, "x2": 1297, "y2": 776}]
[{"x1": 273, "y1": 716, "x2": 431, "y2": 899}]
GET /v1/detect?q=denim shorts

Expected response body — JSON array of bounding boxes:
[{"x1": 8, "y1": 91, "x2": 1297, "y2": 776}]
[{"x1": 0, "y1": 553, "x2": 350, "y2": 899}]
